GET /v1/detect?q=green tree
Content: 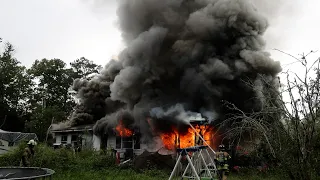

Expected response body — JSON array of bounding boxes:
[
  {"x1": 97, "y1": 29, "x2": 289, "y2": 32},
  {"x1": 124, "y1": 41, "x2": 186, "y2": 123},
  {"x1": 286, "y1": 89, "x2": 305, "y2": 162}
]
[
  {"x1": 28, "y1": 58, "x2": 75, "y2": 114},
  {"x1": 0, "y1": 40, "x2": 33, "y2": 131},
  {"x1": 25, "y1": 106, "x2": 66, "y2": 141},
  {"x1": 70, "y1": 57, "x2": 102, "y2": 80}
]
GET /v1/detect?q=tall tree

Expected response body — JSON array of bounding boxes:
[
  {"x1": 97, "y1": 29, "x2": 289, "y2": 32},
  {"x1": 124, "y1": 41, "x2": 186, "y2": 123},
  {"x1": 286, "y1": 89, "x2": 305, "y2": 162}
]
[
  {"x1": 28, "y1": 58, "x2": 75, "y2": 113},
  {"x1": 70, "y1": 57, "x2": 102, "y2": 80},
  {"x1": 25, "y1": 106, "x2": 66, "y2": 141},
  {"x1": 0, "y1": 40, "x2": 33, "y2": 131}
]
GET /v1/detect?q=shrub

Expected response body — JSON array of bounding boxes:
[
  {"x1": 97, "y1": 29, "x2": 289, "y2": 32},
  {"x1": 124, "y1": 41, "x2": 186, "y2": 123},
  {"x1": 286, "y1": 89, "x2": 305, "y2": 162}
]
[{"x1": 0, "y1": 143, "x2": 116, "y2": 172}]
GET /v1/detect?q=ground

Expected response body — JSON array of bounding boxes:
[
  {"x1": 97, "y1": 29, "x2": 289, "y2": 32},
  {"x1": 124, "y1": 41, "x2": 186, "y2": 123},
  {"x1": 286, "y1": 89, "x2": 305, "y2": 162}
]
[
  {"x1": 54, "y1": 169, "x2": 284, "y2": 180},
  {"x1": 0, "y1": 144, "x2": 287, "y2": 180}
]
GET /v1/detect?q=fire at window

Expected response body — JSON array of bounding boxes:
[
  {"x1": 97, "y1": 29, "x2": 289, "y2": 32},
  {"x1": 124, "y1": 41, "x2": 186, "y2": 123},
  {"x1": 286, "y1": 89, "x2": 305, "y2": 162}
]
[
  {"x1": 116, "y1": 120, "x2": 133, "y2": 137},
  {"x1": 159, "y1": 124, "x2": 215, "y2": 150},
  {"x1": 115, "y1": 118, "x2": 216, "y2": 151},
  {"x1": 115, "y1": 120, "x2": 141, "y2": 149}
]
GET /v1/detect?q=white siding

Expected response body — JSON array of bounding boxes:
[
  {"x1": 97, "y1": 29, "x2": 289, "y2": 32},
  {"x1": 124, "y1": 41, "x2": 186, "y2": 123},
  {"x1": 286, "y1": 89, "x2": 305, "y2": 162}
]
[
  {"x1": 67, "y1": 134, "x2": 72, "y2": 144},
  {"x1": 106, "y1": 136, "x2": 145, "y2": 157},
  {"x1": 82, "y1": 133, "x2": 93, "y2": 148},
  {"x1": 107, "y1": 136, "x2": 116, "y2": 148},
  {"x1": 0, "y1": 139, "x2": 9, "y2": 147},
  {"x1": 93, "y1": 135, "x2": 101, "y2": 151},
  {"x1": 55, "y1": 135, "x2": 62, "y2": 144},
  {"x1": 0, "y1": 140, "x2": 10, "y2": 155},
  {"x1": 53, "y1": 132, "x2": 96, "y2": 150}
]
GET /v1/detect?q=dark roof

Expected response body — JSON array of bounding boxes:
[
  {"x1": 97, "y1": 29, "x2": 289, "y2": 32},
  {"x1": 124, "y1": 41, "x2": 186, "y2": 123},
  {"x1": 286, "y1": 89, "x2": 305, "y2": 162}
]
[
  {"x1": 51, "y1": 124, "x2": 94, "y2": 133},
  {"x1": 0, "y1": 129, "x2": 38, "y2": 143}
]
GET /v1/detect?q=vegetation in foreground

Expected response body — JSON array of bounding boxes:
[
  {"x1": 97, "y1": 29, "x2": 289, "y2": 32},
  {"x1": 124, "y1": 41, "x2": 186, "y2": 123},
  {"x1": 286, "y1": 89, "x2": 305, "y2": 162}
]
[
  {"x1": 0, "y1": 143, "x2": 290, "y2": 180},
  {"x1": 54, "y1": 169, "x2": 285, "y2": 180}
]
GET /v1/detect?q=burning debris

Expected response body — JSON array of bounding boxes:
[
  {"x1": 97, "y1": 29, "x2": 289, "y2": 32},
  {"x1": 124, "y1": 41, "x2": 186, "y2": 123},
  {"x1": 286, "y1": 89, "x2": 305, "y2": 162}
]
[{"x1": 65, "y1": 0, "x2": 282, "y2": 150}]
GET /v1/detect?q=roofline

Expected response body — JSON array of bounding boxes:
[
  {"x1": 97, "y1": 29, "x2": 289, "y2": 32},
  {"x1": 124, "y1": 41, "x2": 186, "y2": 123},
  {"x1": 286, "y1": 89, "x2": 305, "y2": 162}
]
[{"x1": 51, "y1": 129, "x2": 93, "y2": 133}]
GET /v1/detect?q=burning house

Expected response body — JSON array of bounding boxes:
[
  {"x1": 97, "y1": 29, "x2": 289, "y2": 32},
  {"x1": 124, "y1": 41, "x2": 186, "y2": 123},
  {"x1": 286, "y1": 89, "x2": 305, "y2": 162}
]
[
  {"x1": 54, "y1": 0, "x2": 282, "y2": 158},
  {"x1": 91, "y1": 113, "x2": 216, "y2": 161}
]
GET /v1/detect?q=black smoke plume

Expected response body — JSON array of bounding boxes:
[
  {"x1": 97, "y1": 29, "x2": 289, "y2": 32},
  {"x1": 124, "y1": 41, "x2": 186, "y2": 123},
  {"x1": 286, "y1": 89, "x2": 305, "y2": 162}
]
[{"x1": 67, "y1": 0, "x2": 282, "y2": 140}]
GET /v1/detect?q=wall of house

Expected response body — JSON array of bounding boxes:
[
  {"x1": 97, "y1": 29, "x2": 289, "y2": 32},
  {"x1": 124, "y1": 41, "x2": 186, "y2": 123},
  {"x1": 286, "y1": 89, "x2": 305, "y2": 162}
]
[
  {"x1": 93, "y1": 135, "x2": 101, "y2": 150},
  {"x1": 54, "y1": 134, "x2": 70, "y2": 144},
  {"x1": 0, "y1": 139, "x2": 9, "y2": 147},
  {"x1": 53, "y1": 132, "x2": 99, "y2": 151},
  {"x1": 82, "y1": 133, "x2": 94, "y2": 149},
  {"x1": 55, "y1": 135, "x2": 61, "y2": 144},
  {"x1": 105, "y1": 136, "x2": 146, "y2": 159},
  {"x1": 0, "y1": 139, "x2": 10, "y2": 155},
  {"x1": 0, "y1": 139, "x2": 25, "y2": 155},
  {"x1": 107, "y1": 136, "x2": 116, "y2": 148}
]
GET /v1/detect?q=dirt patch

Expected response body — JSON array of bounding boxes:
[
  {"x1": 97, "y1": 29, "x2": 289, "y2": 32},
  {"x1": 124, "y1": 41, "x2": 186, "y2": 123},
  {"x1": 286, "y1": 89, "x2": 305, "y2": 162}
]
[{"x1": 133, "y1": 150, "x2": 175, "y2": 171}]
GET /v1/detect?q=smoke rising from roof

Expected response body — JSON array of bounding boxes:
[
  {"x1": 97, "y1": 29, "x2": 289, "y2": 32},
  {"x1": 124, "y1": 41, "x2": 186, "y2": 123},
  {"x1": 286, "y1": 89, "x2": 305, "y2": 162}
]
[{"x1": 66, "y1": 0, "x2": 281, "y2": 139}]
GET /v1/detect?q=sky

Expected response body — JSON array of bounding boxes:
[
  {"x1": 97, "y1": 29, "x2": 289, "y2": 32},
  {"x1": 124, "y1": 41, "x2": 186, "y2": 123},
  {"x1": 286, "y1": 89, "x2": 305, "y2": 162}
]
[
  {"x1": 0, "y1": 0, "x2": 122, "y2": 68},
  {"x1": 0, "y1": 0, "x2": 319, "y2": 72}
]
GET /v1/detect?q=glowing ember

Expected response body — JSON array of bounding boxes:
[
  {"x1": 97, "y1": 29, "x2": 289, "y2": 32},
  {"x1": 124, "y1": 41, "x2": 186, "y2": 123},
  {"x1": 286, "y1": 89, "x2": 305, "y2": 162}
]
[
  {"x1": 160, "y1": 125, "x2": 214, "y2": 150},
  {"x1": 116, "y1": 120, "x2": 133, "y2": 137}
]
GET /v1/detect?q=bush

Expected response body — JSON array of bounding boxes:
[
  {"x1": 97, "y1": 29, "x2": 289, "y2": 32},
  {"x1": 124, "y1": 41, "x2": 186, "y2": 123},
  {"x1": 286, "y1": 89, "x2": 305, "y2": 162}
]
[{"x1": 0, "y1": 143, "x2": 116, "y2": 172}]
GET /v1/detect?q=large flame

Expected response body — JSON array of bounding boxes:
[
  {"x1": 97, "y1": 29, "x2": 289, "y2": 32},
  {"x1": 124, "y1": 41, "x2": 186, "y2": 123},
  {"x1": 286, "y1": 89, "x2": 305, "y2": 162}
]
[
  {"x1": 160, "y1": 125, "x2": 214, "y2": 150},
  {"x1": 116, "y1": 120, "x2": 133, "y2": 137}
]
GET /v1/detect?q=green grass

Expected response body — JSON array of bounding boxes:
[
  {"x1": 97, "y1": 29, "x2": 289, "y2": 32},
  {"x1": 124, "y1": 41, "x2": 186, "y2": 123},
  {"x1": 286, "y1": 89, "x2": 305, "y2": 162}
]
[
  {"x1": 54, "y1": 169, "x2": 168, "y2": 180},
  {"x1": 228, "y1": 174, "x2": 283, "y2": 180},
  {"x1": 0, "y1": 143, "x2": 287, "y2": 180},
  {"x1": 53, "y1": 169, "x2": 284, "y2": 180}
]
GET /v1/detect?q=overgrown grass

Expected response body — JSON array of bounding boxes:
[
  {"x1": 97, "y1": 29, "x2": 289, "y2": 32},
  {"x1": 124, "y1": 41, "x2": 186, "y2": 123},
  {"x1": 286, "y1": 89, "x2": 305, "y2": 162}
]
[
  {"x1": 0, "y1": 143, "x2": 116, "y2": 172},
  {"x1": 54, "y1": 169, "x2": 168, "y2": 180},
  {"x1": 0, "y1": 143, "x2": 169, "y2": 179},
  {"x1": 0, "y1": 144, "x2": 289, "y2": 180}
]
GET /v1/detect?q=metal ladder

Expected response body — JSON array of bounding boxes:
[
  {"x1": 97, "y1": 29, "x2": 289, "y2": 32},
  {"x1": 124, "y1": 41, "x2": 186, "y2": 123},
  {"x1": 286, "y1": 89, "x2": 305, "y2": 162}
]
[{"x1": 168, "y1": 146, "x2": 218, "y2": 180}]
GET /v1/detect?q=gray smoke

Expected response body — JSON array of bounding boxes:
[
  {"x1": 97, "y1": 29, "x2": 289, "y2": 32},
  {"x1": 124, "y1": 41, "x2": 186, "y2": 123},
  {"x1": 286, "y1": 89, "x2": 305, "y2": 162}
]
[{"x1": 70, "y1": 0, "x2": 282, "y2": 139}]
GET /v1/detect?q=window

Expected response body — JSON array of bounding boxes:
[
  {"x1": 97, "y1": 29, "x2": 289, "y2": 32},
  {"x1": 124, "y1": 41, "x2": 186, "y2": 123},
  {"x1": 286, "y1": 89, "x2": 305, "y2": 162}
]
[
  {"x1": 61, "y1": 135, "x2": 68, "y2": 144},
  {"x1": 133, "y1": 135, "x2": 140, "y2": 149},
  {"x1": 115, "y1": 135, "x2": 140, "y2": 149},
  {"x1": 116, "y1": 136, "x2": 121, "y2": 149},
  {"x1": 122, "y1": 137, "x2": 132, "y2": 149},
  {"x1": 71, "y1": 135, "x2": 78, "y2": 147},
  {"x1": 71, "y1": 135, "x2": 78, "y2": 142}
]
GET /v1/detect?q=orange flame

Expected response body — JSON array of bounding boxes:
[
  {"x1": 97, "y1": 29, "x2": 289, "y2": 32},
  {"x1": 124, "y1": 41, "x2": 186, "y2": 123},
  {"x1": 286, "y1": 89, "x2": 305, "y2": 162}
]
[
  {"x1": 160, "y1": 125, "x2": 214, "y2": 150},
  {"x1": 116, "y1": 120, "x2": 133, "y2": 137}
]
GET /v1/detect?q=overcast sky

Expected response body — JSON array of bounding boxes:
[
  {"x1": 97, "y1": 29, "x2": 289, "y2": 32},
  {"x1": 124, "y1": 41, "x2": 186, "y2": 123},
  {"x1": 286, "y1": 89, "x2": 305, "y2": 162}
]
[{"x1": 0, "y1": 0, "x2": 319, "y2": 72}]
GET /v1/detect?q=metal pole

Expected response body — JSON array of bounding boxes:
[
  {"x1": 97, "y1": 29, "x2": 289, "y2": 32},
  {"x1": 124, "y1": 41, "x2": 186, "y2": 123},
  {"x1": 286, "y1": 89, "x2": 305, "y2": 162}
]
[
  {"x1": 205, "y1": 148, "x2": 218, "y2": 175},
  {"x1": 182, "y1": 159, "x2": 190, "y2": 177},
  {"x1": 189, "y1": 123, "x2": 216, "y2": 154},
  {"x1": 200, "y1": 150, "x2": 213, "y2": 178},
  {"x1": 186, "y1": 153, "x2": 200, "y2": 180},
  {"x1": 168, "y1": 153, "x2": 182, "y2": 180},
  {"x1": 182, "y1": 151, "x2": 196, "y2": 177}
]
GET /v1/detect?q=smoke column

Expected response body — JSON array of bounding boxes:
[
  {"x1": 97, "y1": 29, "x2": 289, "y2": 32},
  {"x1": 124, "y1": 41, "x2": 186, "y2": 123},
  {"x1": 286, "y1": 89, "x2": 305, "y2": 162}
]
[{"x1": 68, "y1": 0, "x2": 282, "y2": 140}]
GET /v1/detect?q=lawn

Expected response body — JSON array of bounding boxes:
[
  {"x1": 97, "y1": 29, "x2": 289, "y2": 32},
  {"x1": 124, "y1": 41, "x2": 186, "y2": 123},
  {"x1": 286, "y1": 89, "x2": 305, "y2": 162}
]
[
  {"x1": 0, "y1": 144, "x2": 287, "y2": 180},
  {"x1": 54, "y1": 169, "x2": 167, "y2": 180},
  {"x1": 54, "y1": 169, "x2": 284, "y2": 180}
]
